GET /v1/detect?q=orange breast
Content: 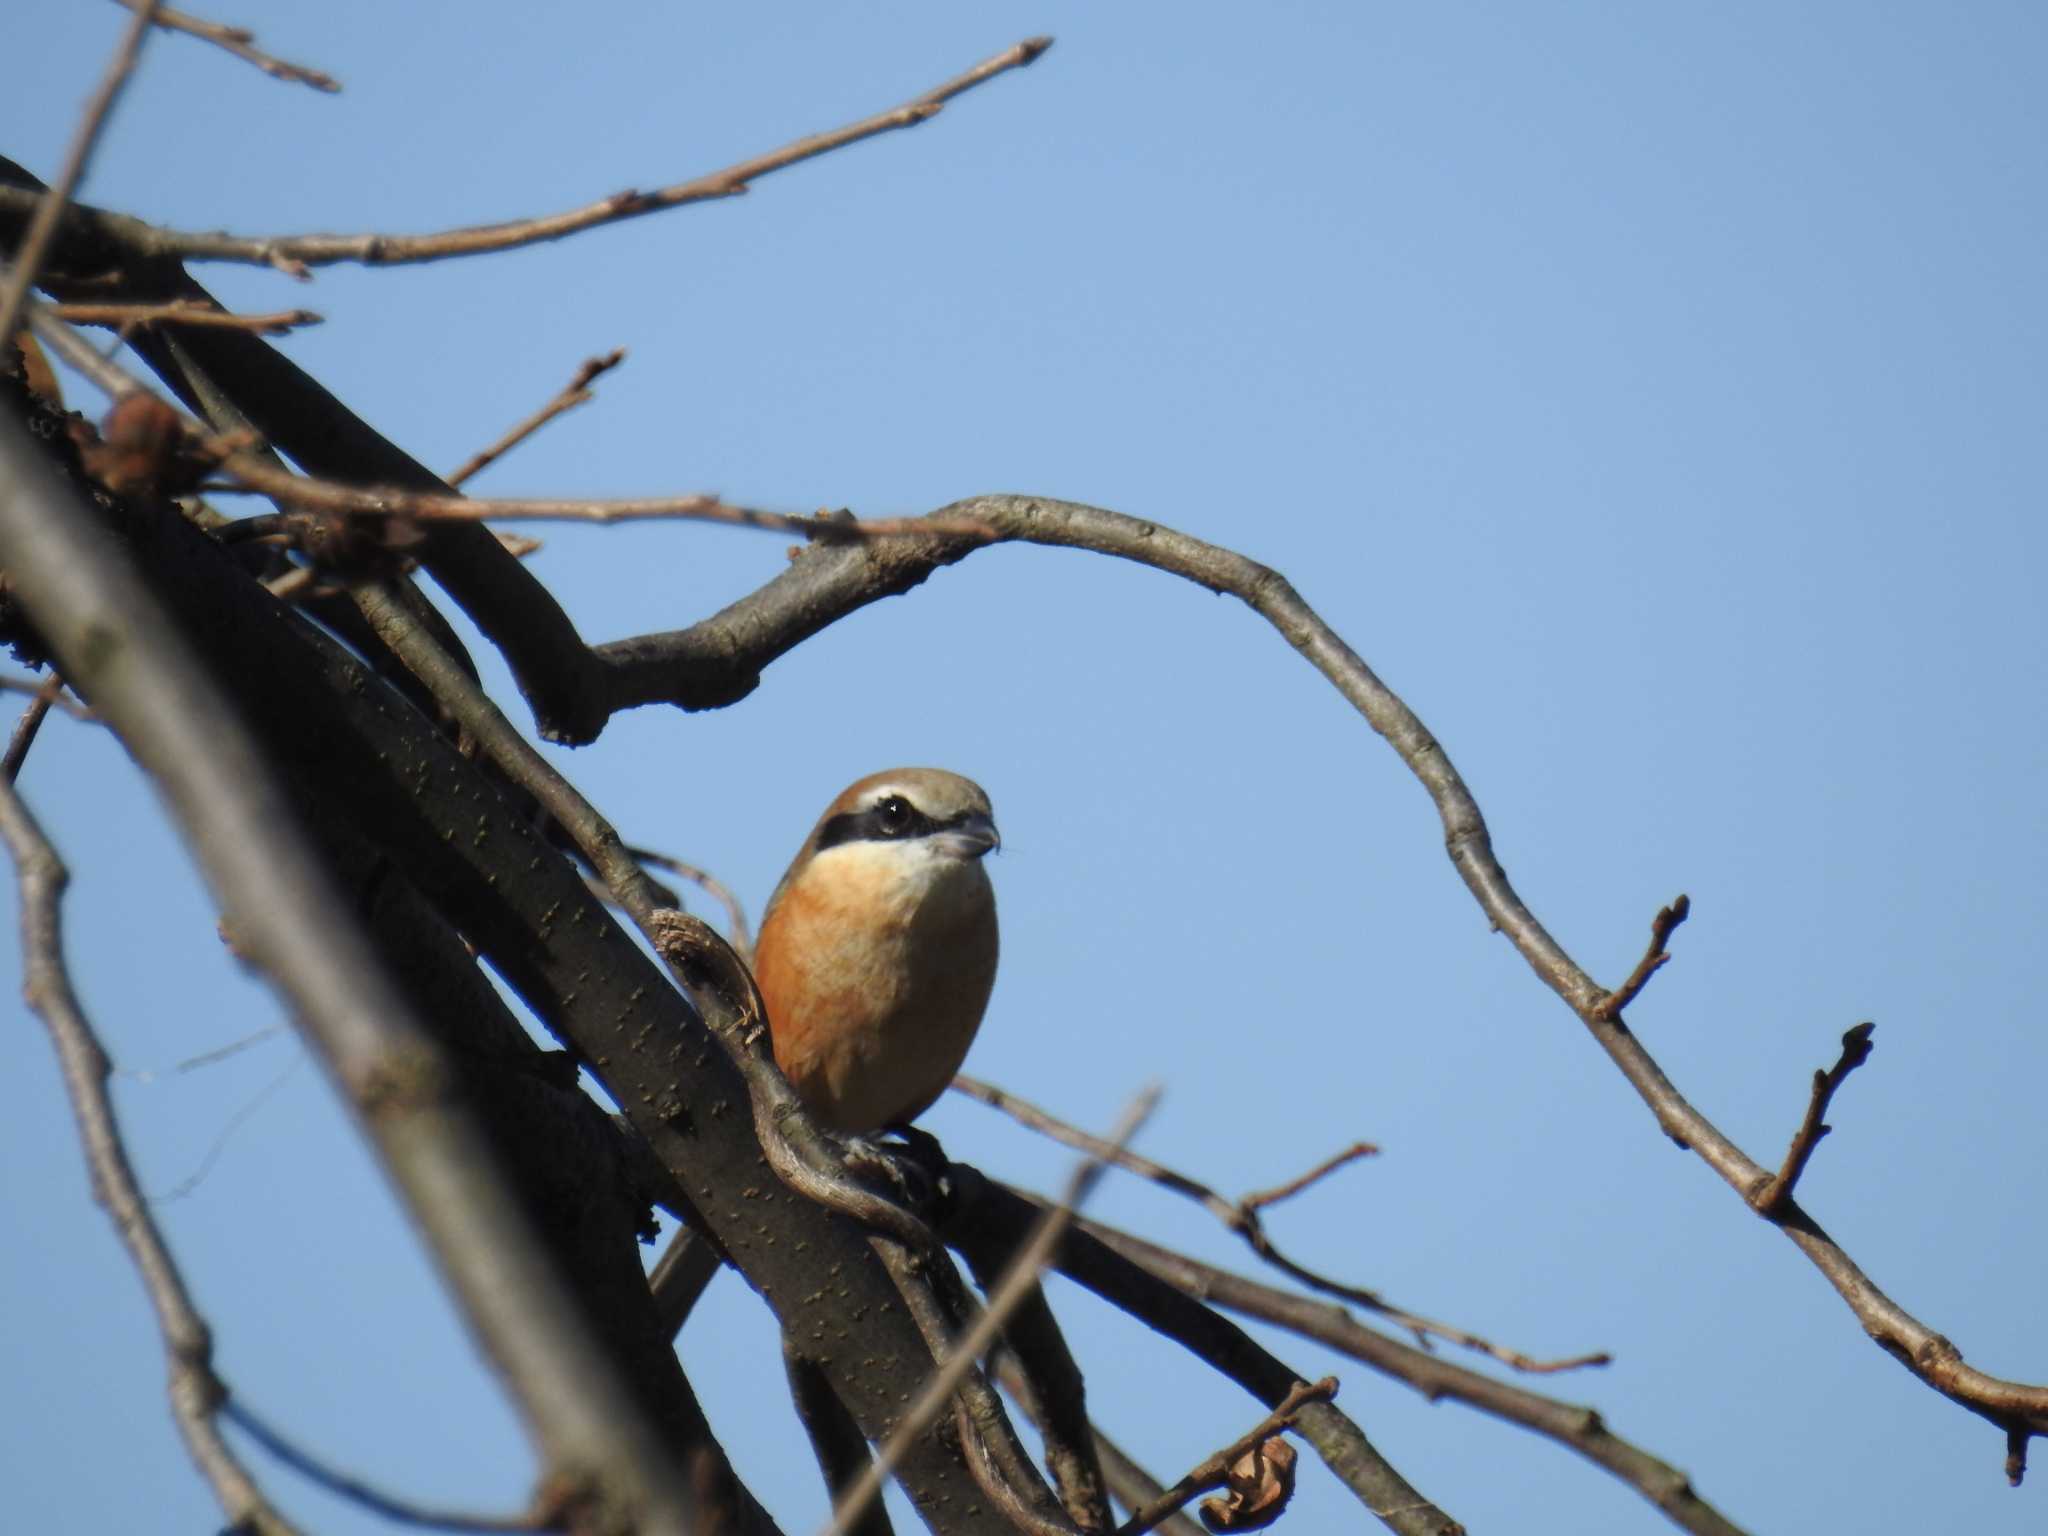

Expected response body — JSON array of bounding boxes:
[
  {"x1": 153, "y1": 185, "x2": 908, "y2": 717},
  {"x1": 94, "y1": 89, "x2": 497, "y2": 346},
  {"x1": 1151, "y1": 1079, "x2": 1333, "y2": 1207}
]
[{"x1": 755, "y1": 854, "x2": 997, "y2": 1132}]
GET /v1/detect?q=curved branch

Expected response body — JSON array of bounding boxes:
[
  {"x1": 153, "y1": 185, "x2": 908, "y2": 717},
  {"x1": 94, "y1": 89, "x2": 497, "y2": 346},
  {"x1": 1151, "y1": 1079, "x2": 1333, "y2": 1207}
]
[{"x1": 603, "y1": 491, "x2": 2048, "y2": 1472}]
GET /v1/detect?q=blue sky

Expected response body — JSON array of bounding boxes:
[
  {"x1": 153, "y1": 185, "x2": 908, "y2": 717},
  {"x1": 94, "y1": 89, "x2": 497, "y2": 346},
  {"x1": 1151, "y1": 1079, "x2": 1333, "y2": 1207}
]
[{"x1": 7, "y1": 4, "x2": 2047, "y2": 1533}]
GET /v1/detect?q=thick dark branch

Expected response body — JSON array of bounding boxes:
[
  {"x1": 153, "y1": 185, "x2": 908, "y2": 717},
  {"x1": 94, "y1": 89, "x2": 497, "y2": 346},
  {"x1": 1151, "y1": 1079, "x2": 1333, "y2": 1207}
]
[
  {"x1": 942, "y1": 1171, "x2": 1463, "y2": 1536},
  {"x1": 221, "y1": 1402, "x2": 537, "y2": 1533},
  {"x1": 1074, "y1": 1428, "x2": 1200, "y2": 1536},
  {"x1": 830, "y1": 1096, "x2": 1156, "y2": 1536},
  {"x1": 0, "y1": 190, "x2": 609, "y2": 743},
  {"x1": 784, "y1": 1349, "x2": 894, "y2": 1536},
  {"x1": 1749, "y1": 1023, "x2": 1876, "y2": 1216},
  {"x1": 340, "y1": 581, "x2": 1020, "y2": 1534},
  {"x1": 648, "y1": 1228, "x2": 723, "y2": 1341},
  {"x1": 0, "y1": 38, "x2": 1047, "y2": 276},
  {"x1": 0, "y1": 407, "x2": 699, "y2": 1529},
  {"x1": 973, "y1": 1310, "x2": 1112, "y2": 1533}
]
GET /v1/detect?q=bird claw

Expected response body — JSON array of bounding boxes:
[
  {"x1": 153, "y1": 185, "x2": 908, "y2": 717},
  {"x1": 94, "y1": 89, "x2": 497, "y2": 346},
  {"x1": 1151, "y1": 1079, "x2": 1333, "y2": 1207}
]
[{"x1": 839, "y1": 1127, "x2": 949, "y2": 1215}]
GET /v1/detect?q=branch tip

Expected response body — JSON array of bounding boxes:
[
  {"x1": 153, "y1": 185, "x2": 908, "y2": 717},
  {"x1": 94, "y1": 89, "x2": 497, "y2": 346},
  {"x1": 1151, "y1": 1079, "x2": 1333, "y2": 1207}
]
[
  {"x1": 1750, "y1": 1022, "x2": 1877, "y2": 1216},
  {"x1": 1594, "y1": 893, "x2": 1691, "y2": 1022}
]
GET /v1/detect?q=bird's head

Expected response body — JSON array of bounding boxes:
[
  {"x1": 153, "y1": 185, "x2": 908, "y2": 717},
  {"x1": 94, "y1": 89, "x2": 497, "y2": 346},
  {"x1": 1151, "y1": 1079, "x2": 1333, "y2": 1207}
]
[{"x1": 767, "y1": 768, "x2": 1000, "y2": 917}]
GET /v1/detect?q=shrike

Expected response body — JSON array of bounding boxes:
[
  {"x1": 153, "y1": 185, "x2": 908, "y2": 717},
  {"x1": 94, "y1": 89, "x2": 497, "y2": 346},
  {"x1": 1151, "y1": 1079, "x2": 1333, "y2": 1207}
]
[{"x1": 754, "y1": 768, "x2": 1000, "y2": 1133}]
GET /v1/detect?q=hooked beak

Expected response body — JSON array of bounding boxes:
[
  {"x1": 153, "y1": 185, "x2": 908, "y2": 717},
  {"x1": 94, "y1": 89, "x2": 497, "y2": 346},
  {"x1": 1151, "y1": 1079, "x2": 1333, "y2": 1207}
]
[{"x1": 937, "y1": 811, "x2": 1001, "y2": 860}]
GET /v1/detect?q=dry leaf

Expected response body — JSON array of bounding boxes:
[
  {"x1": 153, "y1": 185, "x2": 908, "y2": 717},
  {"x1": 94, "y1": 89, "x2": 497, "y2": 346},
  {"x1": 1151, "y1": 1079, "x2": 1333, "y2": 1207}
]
[{"x1": 1198, "y1": 1435, "x2": 1298, "y2": 1532}]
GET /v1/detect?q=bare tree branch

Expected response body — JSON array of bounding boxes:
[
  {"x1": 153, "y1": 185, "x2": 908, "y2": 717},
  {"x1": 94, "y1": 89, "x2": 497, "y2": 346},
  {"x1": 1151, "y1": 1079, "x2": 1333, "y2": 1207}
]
[
  {"x1": 648, "y1": 1227, "x2": 723, "y2": 1342},
  {"x1": 210, "y1": 456, "x2": 995, "y2": 538},
  {"x1": 943, "y1": 1172, "x2": 1464, "y2": 1536},
  {"x1": 0, "y1": 37, "x2": 1049, "y2": 277},
  {"x1": 0, "y1": 771, "x2": 299, "y2": 1536},
  {"x1": 823, "y1": 1088, "x2": 1160, "y2": 1536},
  {"x1": 598, "y1": 489, "x2": 2048, "y2": 1472},
  {"x1": 786, "y1": 1349, "x2": 896, "y2": 1536},
  {"x1": 0, "y1": 0, "x2": 159, "y2": 344},
  {"x1": 991, "y1": 1356, "x2": 1177, "y2": 1536},
  {"x1": 0, "y1": 407, "x2": 702, "y2": 1532},
  {"x1": 6, "y1": 240, "x2": 610, "y2": 742},
  {"x1": 1116, "y1": 1378, "x2": 1334, "y2": 1536},
  {"x1": 1749, "y1": 1023, "x2": 1877, "y2": 1216},
  {"x1": 952, "y1": 1075, "x2": 1598, "y2": 1375},
  {"x1": 1239, "y1": 1143, "x2": 1379, "y2": 1213},
  {"x1": 2, "y1": 676, "x2": 69, "y2": 779},
  {"x1": 113, "y1": 0, "x2": 339, "y2": 92},
  {"x1": 625, "y1": 843, "x2": 754, "y2": 960},
  {"x1": 447, "y1": 348, "x2": 626, "y2": 488},
  {"x1": 338, "y1": 576, "x2": 1027, "y2": 1534},
  {"x1": 51, "y1": 298, "x2": 322, "y2": 334},
  {"x1": 978, "y1": 1320, "x2": 1112, "y2": 1533},
  {"x1": 1078, "y1": 1217, "x2": 1751, "y2": 1536},
  {"x1": 220, "y1": 1401, "x2": 539, "y2": 1533},
  {"x1": 1593, "y1": 894, "x2": 1691, "y2": 1022}
]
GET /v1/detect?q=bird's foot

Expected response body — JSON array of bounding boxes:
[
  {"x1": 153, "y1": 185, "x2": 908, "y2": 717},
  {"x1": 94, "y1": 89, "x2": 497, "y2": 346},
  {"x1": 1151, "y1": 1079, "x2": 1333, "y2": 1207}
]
[{"x1": 839, "y1": 1125, "x2": 949, "y2": 1216}]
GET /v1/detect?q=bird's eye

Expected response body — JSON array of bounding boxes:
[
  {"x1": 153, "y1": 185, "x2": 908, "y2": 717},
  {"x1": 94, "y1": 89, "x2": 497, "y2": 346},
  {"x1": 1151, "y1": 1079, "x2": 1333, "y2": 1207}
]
[{"x1": 875, "y1": 795, "x2": 912, "y2": 833}]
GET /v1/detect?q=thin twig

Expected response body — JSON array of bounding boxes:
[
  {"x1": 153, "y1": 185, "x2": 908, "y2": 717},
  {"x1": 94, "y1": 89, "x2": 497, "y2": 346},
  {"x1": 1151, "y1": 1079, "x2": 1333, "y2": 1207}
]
[
  {"x1": 990, "y1": 1359, "x2": 1197, "y2": 1536},
  {"x1": 1749, "y1": 1023, "x2": 1876, "y2": 1216},
  {"x1": 1079, "y1": 1425, "x2": 1203, "y2": 1536},
  {"x1": 447, "y1": 348, "x2": 625, "y2": 487},
  {"x1": 1079, "y1": 1216, "x2": 1750, "y2": 1536},
  {"x1": 1593, "y1": 895, "x2": 1691, "y2": 1021},
  {"x1": 953, "y1": 1075, "x2": 1600, "y2": 1374},
  {"x1": 947, "y1": 1174, "x2": 1460, "y2": 1535},
  {"x1": 1241, "y1": 1142, "x2": 1380, "y2": 1213},
  {"x1": 0, "y1": 773, "x2": 299, "y2": 1536},
  {"x1": 221, "y1": 1401, "x2": 540, "y2": 1532},
  {"x1": 114, "y1": 0, "x2": 339, "y2": 91},
  {"x1": 51, "y1": 299, "x2": 322, "y2": 334},
  {"x1": 1117, "y1": 1378, "x2": 1335, "y2": 1536},
  {"x1": 4, "y1": 37, "x2": 1048, "y2": 277},
  {"x1": 0, "y1": 674, "x2": 92, "y2": 720},
  {"x1": 626, "y1": 843, "x2": 754, "y2": 960},
  {"x1": 3, "y1": 676, "x2": 67, "y2": 780},
  {"x1": 0, "y1": 0, "x2": 160, "y2": 345},
  {"x1": 211, "y1": 455, "x2": 996, "y2": 539},
  {"x1": 21, "y1": 299, "x2": 141, "y2": 400},
  {"x1": 820, "y1": 1087, "x2": 1161, "y2": 1536}
]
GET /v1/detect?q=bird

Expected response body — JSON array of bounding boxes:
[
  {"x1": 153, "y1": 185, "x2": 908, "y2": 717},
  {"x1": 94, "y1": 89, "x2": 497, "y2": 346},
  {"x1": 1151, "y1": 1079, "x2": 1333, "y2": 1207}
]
[{"x1": 753, "y1": 768, "x2": 1001, "y2": 1134}]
